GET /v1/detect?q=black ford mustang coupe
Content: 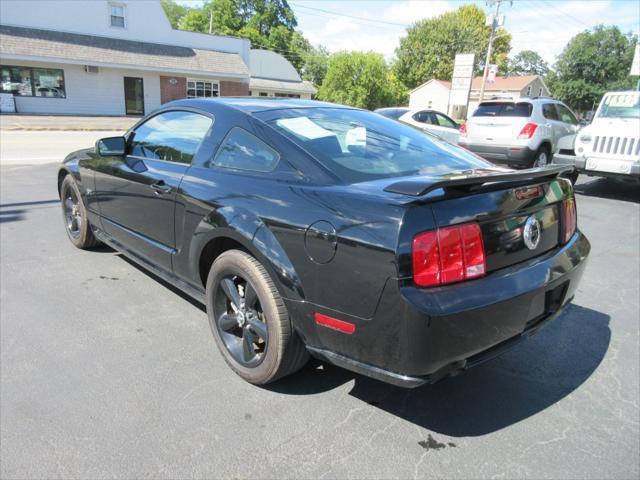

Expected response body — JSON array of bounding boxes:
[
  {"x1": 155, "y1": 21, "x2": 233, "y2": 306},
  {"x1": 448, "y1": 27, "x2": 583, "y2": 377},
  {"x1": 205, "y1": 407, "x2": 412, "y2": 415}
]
[{"x1": 58, "y1": 98, "x2": 590, "y2": 387}]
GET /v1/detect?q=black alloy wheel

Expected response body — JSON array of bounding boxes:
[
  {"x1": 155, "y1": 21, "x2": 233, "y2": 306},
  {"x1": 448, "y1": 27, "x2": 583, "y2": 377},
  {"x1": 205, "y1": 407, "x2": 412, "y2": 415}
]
[{"x1": 214, "y1": 274, "x2": 269, "y2": 367}]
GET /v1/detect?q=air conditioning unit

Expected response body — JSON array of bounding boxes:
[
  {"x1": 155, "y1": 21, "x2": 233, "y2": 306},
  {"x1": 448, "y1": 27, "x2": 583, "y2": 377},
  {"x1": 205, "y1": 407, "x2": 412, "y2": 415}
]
[{"x1": 84, "y1": 65, "x2": 99, "y2": 74}]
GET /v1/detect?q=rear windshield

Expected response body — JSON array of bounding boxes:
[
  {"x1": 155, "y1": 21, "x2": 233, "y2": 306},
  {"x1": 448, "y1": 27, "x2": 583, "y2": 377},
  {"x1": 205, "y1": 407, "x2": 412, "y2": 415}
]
[
  {"x1": 258, "y1": 107, "x2": 492, "y2": 183},
  {"x1": 375, "y1": 108, "x2": 409, "y2": 120},
  {"x1": 473, "y1": 102, "x2": 533, "y2": 117}
]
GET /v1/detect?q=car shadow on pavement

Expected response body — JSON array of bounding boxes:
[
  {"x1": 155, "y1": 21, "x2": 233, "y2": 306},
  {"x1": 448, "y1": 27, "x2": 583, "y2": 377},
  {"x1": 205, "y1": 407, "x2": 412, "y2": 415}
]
[
  {"x1": 115, "y1": 253, "x2": 207, "y2": 312},
  {"x1": 0, "y1": 199, "x2": 59, "y2": 223},
  {"x1": 104, "y1": 249, "x2": 610, "y2": 437},
  {"x1": 269, "y1": 304, "x2": 611, "y2": 437},
  {"x1": 574, "y1": 177, "x2": 639, "y2": 203}
]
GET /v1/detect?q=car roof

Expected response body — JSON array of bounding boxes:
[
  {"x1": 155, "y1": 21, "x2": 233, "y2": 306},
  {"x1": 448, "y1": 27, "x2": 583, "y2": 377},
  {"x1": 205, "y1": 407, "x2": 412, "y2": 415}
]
[{"x1": 163, "y1": 97, "x2": 356, "y2": 115}]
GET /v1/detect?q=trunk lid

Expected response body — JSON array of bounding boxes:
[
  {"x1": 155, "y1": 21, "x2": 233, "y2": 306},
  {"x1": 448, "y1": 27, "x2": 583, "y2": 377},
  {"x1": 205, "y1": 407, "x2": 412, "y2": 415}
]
[
  {"x1": 428, "y1": 181, "x2": 565, "y2": 272},
  {"x1": 466, "y1": 101, "x2": 533, "y2": 145},
  {"x1": 390, "y1": 166, "x2": 573, "y2": 277},
  {"x1": 466, "y1": 116, "x2": 528, "y2": 145}
]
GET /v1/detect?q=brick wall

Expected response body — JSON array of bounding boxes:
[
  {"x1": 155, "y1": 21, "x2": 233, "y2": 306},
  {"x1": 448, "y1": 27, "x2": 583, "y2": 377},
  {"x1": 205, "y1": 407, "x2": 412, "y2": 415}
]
[
  {"x1": 220, "y1": 80, "x2": 249, "y2": 97},
  {"x1": 160, "y1": 76, "x2": 186, "y2": 104}
]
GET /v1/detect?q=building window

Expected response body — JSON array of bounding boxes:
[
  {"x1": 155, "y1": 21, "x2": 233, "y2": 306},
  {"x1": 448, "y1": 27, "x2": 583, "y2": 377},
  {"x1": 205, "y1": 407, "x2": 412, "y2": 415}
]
[
  {"x1": 526, "y1": 86, "x2": 532, "y2": 96},
  {"x1": 538, "y1": 87, "x2": 543, "y2": 96},
  {"x1": 187, "y1": 79, "x2": 219, "y2": 98},
  {"x1": 259, "y1": 92, "x2": 269, "y2": 97},
  {"x1": 110, "y1": 3, "x2": 126, "y2": 28},
  {"x1": 274, "y1": 93, "x2": 301, "y2": 98},
  {"x1": 1, "y1": 65, "x2": 65, "y2": 98}
]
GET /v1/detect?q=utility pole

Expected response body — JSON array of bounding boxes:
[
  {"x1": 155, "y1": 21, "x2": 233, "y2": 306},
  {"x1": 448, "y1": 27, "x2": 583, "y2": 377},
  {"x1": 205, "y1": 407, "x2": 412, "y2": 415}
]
[
  {"x1": 478, "y1": 0, "x2": 505, "y2": 103},
  {"x1": 208, "y1": 10, "x2": 213, "y2": 34}
]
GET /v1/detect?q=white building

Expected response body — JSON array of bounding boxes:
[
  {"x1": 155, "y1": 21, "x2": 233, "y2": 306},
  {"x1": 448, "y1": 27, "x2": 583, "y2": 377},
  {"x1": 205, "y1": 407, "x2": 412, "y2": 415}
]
[
  {"x1": 0, "y1": 0, "x2": 252, "y2": 115},
  {"x1": 248, "y1": 49, "x2": 316, "y2": 99},
  {"x1": 409, "y1": 75, "x2": 551, "y2": 118},
  {"x1": 408, "y1": 79, "x2": 451, "y2": 112}
]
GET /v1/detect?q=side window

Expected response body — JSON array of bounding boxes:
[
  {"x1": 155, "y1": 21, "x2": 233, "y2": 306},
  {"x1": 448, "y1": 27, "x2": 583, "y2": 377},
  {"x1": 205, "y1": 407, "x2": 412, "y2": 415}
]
[
  {"x1": 542, "y1": 103, "x2": 559, "y2": 120},
  {"x1": 129, "y1": 111, "x2": 212, "y2": 164},
  {"x1": 213, "y1": 127, "x2": 279, "y2": 172},
  {"x1": 435, "y1": 113, "x2": 457, "y2": 129},
  {"x1": 556, "y1": 104, "x2": 578, "y2": 125},
  {"x1": 412, "y1": 111, "x2": 429, "y2": 124}
]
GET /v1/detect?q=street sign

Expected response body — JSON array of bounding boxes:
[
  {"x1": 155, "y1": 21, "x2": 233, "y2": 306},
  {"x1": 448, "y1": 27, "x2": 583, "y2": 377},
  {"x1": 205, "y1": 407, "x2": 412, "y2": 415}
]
[
  {"x1": 631, "y1": 44, "x2": 639, "y2": 76},
  {"x1": 487, "y1": 64, "x2": 498, "y2": 83},
  {"x1": 448, "y1": 53, "x2": 475, "y2": 113}
]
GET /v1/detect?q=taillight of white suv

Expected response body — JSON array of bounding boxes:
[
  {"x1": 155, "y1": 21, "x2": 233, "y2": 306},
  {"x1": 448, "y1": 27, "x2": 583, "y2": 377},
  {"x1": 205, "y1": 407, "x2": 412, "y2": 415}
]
[{"x1": 517, "y1": 123, "x2": 538, "y2": 140}]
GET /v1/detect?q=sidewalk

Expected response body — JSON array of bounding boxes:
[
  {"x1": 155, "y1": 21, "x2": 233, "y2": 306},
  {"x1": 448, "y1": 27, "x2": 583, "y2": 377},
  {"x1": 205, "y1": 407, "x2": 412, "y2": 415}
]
[{"x1": 0, "y1": 114, "x2": 139, "y2": 131}]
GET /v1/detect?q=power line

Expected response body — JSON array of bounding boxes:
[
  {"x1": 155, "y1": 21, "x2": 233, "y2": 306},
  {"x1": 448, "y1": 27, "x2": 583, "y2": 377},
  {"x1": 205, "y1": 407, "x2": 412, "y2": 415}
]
[
  {"x1": 290, "y1": 3, "x2": 409, "y2": 28},
  {"x1": 540, "y1": 0, "x2": 592, "y2": 28}
]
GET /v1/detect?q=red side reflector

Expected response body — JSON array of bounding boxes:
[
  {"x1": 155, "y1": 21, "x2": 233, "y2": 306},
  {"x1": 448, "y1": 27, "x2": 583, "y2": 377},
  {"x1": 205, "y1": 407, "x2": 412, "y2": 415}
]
[
  {"x1": 412, "y1": 222, "x2": 486, "y2": 287},
  {"x1": 562, "y1": 197, "x2": 577, "y2": 243},
  {"x1": 518, "y1": 122, "x2": 538, "y2": 139},
  {"x1": 314, "y1": 313, "x2": 356, "y2": 334}
]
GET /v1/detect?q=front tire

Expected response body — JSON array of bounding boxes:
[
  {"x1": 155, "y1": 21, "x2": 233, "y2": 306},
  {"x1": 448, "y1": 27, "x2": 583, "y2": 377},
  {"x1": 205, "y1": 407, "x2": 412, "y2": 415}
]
[
  {"x1": 60, "y1": 175, "x2": 101, "y2": 249},
  {"x1": 205, "y1": 249, "x2": 308, "y2": 385}
]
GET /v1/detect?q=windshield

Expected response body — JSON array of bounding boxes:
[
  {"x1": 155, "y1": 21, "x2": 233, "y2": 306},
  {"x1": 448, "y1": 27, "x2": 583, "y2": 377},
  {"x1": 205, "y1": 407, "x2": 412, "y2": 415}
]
[
  {"x1": 259, "y1": 108, "x2": 492, "y2": 183},
  {"x1": 473, "y1": 102, "x2": 533, "y2": 117},
  {"x1": 598, "y1": 93, "x2": 640, "y2": 119}
]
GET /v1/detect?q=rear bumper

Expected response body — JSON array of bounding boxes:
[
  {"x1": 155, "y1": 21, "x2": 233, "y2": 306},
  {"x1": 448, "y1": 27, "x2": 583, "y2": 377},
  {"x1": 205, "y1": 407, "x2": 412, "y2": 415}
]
[
  {"x1": 294, "y1": 231, "x2": 590, "y2": 388},
  {"x1": 459, "y1": 142, "x2": 536, "y2": 167}
]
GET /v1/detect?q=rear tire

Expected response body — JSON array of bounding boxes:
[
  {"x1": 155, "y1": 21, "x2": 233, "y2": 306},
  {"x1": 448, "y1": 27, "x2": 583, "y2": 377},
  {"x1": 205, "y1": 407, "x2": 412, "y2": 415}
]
[
  {"x1": 205, "y1": 249, "x2": 308, "y2": 385},
  {"x1": 532, "y1": 145, "x2": 550, "y2": 168},
  {"x1": 60, "y1": 175, "x2": 101, "y2": 249}
]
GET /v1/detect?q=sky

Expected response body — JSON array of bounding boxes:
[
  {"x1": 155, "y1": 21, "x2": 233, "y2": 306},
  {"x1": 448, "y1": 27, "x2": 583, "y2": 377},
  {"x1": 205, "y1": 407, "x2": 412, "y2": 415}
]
[{"x1": 178, "y1": 0, "x2": 640, "y2": 65}]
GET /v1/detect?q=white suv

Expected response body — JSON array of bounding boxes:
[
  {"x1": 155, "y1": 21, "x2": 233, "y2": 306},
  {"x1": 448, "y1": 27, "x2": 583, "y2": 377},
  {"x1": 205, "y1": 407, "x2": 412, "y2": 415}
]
[
  {"x1": 458, "y1": 98, "x2": 580, "y2": 168},
  {"x1": 553, "y1": 91, "x2": 640, "y2": 182}
]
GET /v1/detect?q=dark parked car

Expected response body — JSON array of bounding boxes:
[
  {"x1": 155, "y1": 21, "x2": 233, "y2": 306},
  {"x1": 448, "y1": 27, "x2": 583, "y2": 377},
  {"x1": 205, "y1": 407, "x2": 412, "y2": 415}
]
[{"x1": 58, "y1": 98, "x2": 590, "y2": 387}]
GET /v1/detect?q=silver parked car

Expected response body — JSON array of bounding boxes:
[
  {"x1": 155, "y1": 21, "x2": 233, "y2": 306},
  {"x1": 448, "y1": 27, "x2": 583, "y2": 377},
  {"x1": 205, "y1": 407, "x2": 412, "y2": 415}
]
[
  {"x1": 458, "y1": 98, "x2": 580, "y2": 168},
  {"x1": 375, "y1": 107, "x2": 460, "y2": 144}
]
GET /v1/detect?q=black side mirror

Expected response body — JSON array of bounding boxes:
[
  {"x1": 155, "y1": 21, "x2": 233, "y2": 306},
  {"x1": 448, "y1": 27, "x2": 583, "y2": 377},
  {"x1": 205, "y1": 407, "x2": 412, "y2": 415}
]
[{"x1": 96, "y1": 136, "x2": 126, "y2": 156}]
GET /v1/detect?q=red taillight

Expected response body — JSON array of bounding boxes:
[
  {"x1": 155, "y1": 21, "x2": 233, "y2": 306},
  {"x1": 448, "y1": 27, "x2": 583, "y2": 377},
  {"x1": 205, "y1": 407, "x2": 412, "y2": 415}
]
[
  {"x1": 459, "y1": 122, "x2": 467, "y2": 138},
  {"x1": 412, "y1": 231, "x2": 440, "y2": 286},
  {"x1": 459, "y1": 223, "x2": 486, "y2": 279},
  {"x1": 562, "y1": 197, "x2": 577, "y2": 243},
  {"x1": 437, "y1": 226, "x2": 465, "y2": 283},
  {"x1": 518, "y1": 122, "x2": 538, "y2": 139},
  {"x1": 412, "y1": 222, "x2": 486, "y2": 287}
]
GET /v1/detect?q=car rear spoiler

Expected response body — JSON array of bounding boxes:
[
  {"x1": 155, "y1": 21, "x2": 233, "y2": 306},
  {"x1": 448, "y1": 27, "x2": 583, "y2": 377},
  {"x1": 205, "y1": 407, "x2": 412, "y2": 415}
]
[{"x1": 383, "y1": 165, "x2": 575, "y2": 196}]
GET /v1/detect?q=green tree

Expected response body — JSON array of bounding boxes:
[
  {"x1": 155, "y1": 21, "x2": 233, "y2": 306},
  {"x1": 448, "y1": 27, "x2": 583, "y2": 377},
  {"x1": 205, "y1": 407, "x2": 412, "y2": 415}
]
[
  {"x1": 318, "y1": 52, "x2": 405, "y2": 110},
  {"x1": 548, "y1": 25, "x2": 638, "y2": 112},
  {"x1": 301, "y1": 44, "x2": 330, "y2": 86},
  {"x1": 502, "y1": 50, "x2": 549, "y2": 76},
  {"x1": 171, "y1": 0, "x2": 311, "y2": 73},
  {"x1": 394, "y1": 4, "x2": 511, "y2": 89},
  {"x1": 160, "y1": 0, "x2": 190, "y2": 29},
  {"x1": 178, "y1": 9, "x2": 211, "y2": 33}
]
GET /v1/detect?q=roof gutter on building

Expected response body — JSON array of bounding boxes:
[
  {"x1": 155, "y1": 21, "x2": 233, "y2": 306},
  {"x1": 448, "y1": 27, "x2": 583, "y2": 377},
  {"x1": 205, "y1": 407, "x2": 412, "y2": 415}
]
[{"x1": 0, "y1": 53, "x2": 250, "y2": 81}]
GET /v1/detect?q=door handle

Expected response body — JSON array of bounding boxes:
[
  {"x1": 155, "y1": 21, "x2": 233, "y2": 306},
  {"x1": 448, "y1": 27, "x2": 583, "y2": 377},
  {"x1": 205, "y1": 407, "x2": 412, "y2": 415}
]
[{"x1": 150, "y1": 181, "x2": 172, "y2": 194}]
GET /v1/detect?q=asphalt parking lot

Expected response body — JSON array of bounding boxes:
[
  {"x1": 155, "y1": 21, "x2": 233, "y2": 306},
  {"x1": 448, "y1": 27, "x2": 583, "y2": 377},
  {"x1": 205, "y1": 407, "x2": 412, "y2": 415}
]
[{"x1": 1, "y1": 135, "x2": 639, "y2": 479}]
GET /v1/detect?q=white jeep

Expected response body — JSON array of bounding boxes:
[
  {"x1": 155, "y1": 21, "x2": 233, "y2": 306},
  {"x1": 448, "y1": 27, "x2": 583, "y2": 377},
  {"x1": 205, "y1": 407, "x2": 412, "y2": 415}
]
[{"x1": 554, "y1": 91, "x2": 640, "y2": 183}]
